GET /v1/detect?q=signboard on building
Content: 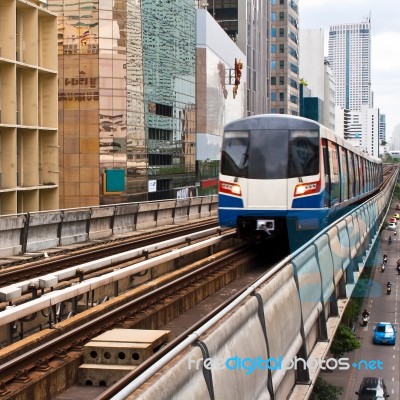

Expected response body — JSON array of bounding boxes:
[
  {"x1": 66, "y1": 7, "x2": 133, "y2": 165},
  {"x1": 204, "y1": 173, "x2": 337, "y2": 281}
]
[{"x1": 148, "y1": 180, "x2": 157, "y2": 193}]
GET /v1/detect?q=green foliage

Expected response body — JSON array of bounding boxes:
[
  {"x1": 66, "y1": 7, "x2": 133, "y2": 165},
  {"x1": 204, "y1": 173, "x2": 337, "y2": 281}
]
[
  {"x1": 393, "y1": 183, "x2": 400, "y2": 201},
  {"x1": 330, "y1": 323, "x2": 361, "y2": 359},
  {"x1": 299, "y1": 77, "x2": 308, "y2": 86},
  {"x1": 342, "y1": 299, "x2": 361, "y2": 328},
  {"x1": 383, "y1": 155, "x2": 400, "y2": 163},
  {"x1": 342, "y1": 267, "x2": 372, "y2": 327},
  {"x1": 310, "y1": 377, "x2": 343, "y2": 400}
]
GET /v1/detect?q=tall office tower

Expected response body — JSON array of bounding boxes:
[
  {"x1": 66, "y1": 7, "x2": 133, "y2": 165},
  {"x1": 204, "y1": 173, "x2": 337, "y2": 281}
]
[
  {"x1": 327, "y1": 19, "x2": 372, "y2": 111},
  {"x1": 0, "y1": 0, "x2": 59, "y2": 215},
  {"x1": 206, "y1": 0, "x2": 270, "y2": 115},
  {"x1": 270, "y1": 0, "x2": 300, "y2": 115}
]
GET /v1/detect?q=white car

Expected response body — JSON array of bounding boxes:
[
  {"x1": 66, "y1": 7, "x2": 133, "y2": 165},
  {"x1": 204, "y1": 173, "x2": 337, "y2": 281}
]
[{"x1": 388, "y1": 222, "x2": 397, "y2": 231}]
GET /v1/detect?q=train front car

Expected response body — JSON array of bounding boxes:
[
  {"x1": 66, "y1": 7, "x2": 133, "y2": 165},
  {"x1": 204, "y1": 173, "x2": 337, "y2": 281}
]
[{"x1": 218, "y1": 114, "x2": 327, "y2": 248}]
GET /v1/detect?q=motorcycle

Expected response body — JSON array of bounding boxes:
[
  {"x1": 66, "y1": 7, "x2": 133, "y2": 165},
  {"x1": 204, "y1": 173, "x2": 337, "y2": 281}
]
[
  {"x1": 397, "y1": 265, "x2": 400, "y2": 275},
  {"x1": 389, "y1": 236, "x2": 392, "y2": 244},
  {"x1": 362, "y1": 315, "x2": 369, "y2": 326},
  {"x1": 381, "y1": 264, "x2": 385, "y2": 272},
  {"x1": 387, "y1": 284, "x2": 392, "y2": 295}
]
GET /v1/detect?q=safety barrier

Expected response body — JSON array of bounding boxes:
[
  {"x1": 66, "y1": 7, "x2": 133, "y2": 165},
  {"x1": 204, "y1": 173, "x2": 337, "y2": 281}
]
[
  {"x1": 114, "y1": 173, "x2": 397, "y2": 400},
  {"x1": 0, "y1": 195, "x2": 218, "y2": 258}
]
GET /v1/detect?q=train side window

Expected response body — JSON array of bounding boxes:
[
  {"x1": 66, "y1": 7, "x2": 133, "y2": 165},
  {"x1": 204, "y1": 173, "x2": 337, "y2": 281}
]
[
  {"x1": 367, "y1": 161, "x2": 371, "y2": 191},
  {"x1": 357, "y1": 157, "x2": 364, "y2": 193},
  {"x1": 360, "y1": 159, "x2": 366, "y2": 193},
  {"x1": 327, "y1": 141, "x2": 340, "y2": 206},
  {"x1": 354, "y1": 155, "x2": 360, "y2": 195},
  {"x1": 322, "y1": 139, "x2": 331, "y2": 207},
  {"x1": 339, "y1": 146, "x2": 348, "y2": 202},
  {"x1": 347, "y1": 151, "x2": 355, "y2": 198}
]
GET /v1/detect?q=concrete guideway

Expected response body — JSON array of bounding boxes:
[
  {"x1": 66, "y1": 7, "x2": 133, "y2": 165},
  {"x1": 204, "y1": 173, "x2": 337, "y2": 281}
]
[
  {"x1": 0, "y1": 226, "x2": 225, "y2": 301},
  {"x1": 0, "y1": 231, "x2": 235, "y2": 328}
]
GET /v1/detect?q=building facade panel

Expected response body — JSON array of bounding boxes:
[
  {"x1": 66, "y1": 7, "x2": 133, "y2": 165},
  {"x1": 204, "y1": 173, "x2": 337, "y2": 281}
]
[{"x1": 0, "y1": 0, "x2": 58, "y2": 215}]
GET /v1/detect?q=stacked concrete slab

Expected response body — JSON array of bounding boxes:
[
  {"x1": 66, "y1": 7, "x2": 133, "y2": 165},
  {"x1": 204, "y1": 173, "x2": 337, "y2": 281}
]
[{"x1": 78, "y1": 329, "x2": 171, "y2": 387}]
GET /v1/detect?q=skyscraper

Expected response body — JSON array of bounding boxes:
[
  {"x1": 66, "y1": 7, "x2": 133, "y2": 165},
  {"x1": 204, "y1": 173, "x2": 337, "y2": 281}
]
[
  {"x1": 270, "y1": 0, "x2": 300, "y2": 115},
  {"x1": 327, "y1": 18, "x2": 372, "y2": 111}
]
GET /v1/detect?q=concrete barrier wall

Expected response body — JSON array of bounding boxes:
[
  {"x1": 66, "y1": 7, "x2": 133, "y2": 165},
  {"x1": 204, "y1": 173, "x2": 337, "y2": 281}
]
[
  {"x1": 0, "y1": 215, "x2": 25, "y2": 256},
  {"x1": 132, "y1": 175, "x2": 397, "y2": 400},
  {"x1": 0, "y1": 195, "x2": 218, "y2": 258}
]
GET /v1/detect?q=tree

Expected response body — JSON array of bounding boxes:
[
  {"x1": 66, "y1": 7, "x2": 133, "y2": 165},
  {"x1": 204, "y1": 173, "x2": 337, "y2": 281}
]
[
  {"x1": 394, "y1": 183, "x2": 400, "y2": 200},
  {"x1": 299, "y1": 77, "x2": 308, "y2": 86},
  {"x1": 330, "y1": 323, "x2": 360, "y2": 359},
  {"x1": 310, "y1": 377, "x2": 343, "y2": 400}
]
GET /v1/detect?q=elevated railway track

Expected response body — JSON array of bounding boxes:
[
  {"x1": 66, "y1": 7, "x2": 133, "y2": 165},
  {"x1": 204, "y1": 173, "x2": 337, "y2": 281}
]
[{"x1": 0, "y1": 166, "x2": 397, "y2": 399}]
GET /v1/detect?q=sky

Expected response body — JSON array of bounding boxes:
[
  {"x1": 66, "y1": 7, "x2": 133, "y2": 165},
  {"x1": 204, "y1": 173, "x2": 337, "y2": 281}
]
[{"x1": 300, "y1": 0, "x2": 400, "y2": 137}]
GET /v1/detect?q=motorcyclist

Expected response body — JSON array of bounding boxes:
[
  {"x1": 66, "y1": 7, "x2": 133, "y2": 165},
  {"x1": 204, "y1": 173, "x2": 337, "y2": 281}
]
[
  {"x1": 387, "y1": 282, "x2": 392, "y2": 295},
  {"x1": 362, "y1": 309, "x2": 370, "y2": 319}
]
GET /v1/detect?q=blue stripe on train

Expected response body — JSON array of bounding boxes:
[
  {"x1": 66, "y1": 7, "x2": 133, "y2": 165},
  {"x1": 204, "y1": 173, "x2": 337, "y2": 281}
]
[
  {"x1": 218, "y1": 193, "x2": 327, "y2": 228},
  {"x1": 218, "y1": 194, "x2": 244, "y2": 208},
  {"x1": 291, "y1": 192, "x2": 326, "y2": 208}
]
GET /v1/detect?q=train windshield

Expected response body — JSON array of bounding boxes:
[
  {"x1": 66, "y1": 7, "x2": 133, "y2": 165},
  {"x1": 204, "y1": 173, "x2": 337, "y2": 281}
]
[{"x1": 221, "y1": 129, "x2": 319, "y2": 179}]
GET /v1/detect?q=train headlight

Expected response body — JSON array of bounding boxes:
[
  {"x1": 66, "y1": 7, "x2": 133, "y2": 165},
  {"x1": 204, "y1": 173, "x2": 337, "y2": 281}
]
[
  {"x1": 294, "y1": 181, "x2": 320, "y2": 197},
  {"x1": 219, "y1": 181, "x2": 242, "y2": 196}
]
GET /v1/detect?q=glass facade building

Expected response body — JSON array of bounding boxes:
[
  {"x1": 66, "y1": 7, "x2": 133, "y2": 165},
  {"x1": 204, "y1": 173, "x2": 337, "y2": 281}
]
[{"x1": 49, "y1": 0, "x2": 196, "y2": 207}]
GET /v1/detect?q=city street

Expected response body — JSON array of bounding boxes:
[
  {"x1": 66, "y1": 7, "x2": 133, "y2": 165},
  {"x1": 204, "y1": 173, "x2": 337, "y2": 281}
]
[{"x1": 322, "y1": 224, "x2": 400, "y2": 399}]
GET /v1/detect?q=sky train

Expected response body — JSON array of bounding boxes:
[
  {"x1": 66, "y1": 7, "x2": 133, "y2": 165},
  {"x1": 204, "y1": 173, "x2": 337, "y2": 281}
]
[{"x1": 218, "y1": 114, "x2": 383, "y2": 246}]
